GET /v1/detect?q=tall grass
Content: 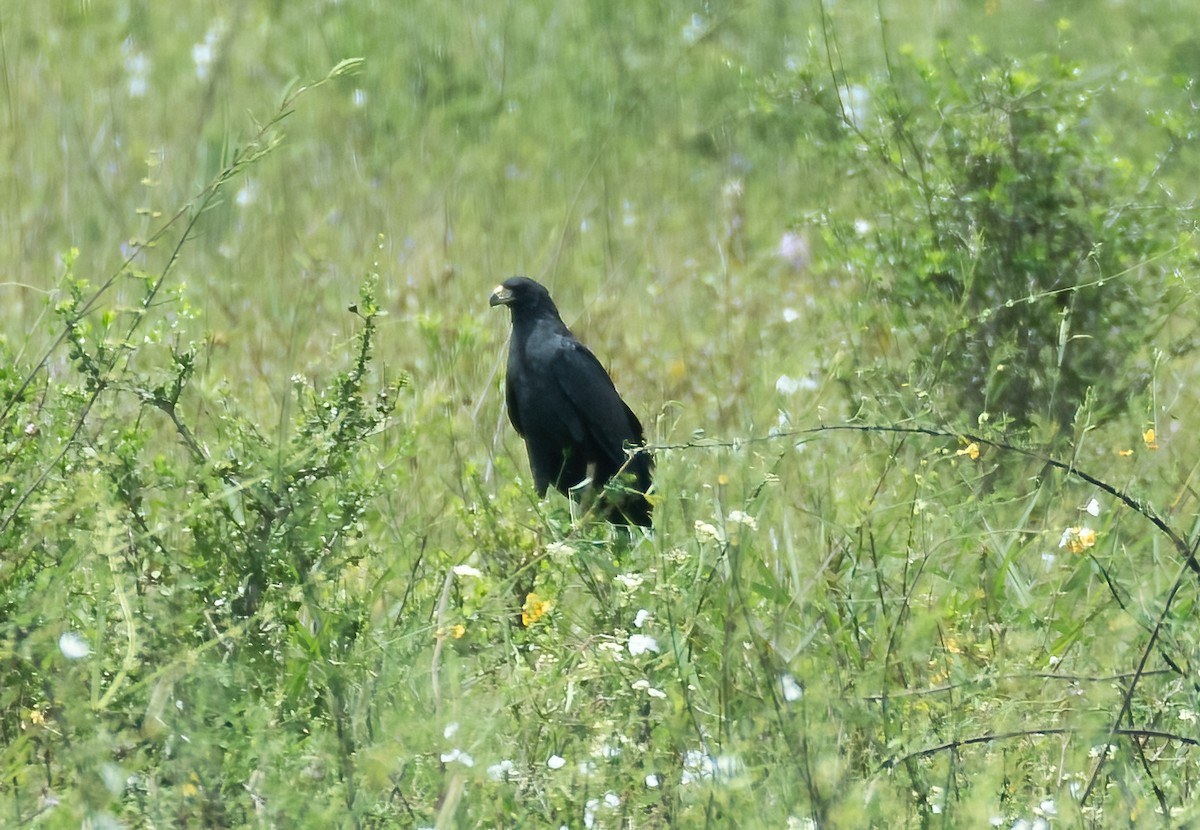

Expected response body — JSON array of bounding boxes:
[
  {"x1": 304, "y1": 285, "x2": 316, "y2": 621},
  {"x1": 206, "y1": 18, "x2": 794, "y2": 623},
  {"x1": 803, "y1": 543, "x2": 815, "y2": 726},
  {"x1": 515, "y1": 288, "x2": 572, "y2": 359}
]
[{"x1": 3, "y1": 1, "x2": 1200, "y2": 827}]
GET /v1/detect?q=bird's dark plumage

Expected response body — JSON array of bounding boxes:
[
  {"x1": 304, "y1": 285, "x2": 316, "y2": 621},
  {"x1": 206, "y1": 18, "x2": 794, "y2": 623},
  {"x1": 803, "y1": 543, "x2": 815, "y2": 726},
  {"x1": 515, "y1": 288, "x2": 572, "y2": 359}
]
[{"x1": 490, "y1": 277, "x2": 653, "y2": 526}]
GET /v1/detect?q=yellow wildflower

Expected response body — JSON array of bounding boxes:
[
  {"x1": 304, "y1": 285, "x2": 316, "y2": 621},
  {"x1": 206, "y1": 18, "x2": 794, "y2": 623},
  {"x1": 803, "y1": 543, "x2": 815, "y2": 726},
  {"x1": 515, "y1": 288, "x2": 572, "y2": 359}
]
[
  {"x1": 956, "y1": 442, "x2": 980, "y2": 460},
  {"x1": 522, "y1": 592, "x2": 552, "y2": 626},
  {"x1": 1143, "y1": 428, "x2": 1158, "y2": 450}
]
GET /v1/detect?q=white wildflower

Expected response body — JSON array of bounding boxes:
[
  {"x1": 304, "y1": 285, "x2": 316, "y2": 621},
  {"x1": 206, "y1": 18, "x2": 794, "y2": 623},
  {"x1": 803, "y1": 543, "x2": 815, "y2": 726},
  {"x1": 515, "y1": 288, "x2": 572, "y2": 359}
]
[
  {"x1": 727, "y1": 510, "x2": 758, "y2": 530},
  {"x1": 440, "y1": 748, "x2": 473, "y2": 767},
  {"x1": 487, "y1": 759, "x2": 514, "y2": 781},
  {"x1": 628, "y1": 634, "x2": 660, "y2": 656},
  {"x1": 614, "y1": 573, "x2": 644, "y2": 591},
  {"x1": 59, "y1": 632, "x2": 90, "y2": 660},
  {"x1": 235, "y1": 180, "x2": 258, "y2": 207}
]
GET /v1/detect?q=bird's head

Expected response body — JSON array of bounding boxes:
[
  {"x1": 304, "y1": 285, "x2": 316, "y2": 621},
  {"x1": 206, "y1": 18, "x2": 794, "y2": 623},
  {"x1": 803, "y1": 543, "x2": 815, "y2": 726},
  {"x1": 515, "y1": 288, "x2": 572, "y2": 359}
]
[{"x1": 489, "y1": 276, "x2": 558, "y2": 317}]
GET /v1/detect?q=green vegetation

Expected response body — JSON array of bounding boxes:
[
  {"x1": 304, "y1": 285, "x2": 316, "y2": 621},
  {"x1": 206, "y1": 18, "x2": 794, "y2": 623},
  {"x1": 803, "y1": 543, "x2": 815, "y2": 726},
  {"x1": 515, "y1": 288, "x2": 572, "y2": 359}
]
[{"x1": 3, "y1": 2, "x2": 1200, "y2": 827}]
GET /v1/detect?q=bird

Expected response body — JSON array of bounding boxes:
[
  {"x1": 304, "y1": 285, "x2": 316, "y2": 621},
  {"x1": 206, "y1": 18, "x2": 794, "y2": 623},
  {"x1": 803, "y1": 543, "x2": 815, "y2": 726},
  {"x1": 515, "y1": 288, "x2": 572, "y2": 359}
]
[{"x1": 490, "y1": 276, "x2": 653, "y2": 526}]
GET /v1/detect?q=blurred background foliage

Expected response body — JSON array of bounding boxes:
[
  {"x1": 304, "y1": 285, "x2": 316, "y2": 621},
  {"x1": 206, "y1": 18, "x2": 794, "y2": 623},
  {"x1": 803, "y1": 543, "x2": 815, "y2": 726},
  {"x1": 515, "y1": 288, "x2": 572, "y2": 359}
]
[{"x1": 3, "y1": 0, "x2": 1200, "y2": 826}]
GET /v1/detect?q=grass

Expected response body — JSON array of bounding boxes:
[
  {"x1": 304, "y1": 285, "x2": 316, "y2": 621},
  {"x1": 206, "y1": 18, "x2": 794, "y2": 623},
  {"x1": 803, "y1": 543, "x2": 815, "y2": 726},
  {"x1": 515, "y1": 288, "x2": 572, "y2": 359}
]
[{"x1": 3, "y1": 1, "x2": 1200, "y2": 827}]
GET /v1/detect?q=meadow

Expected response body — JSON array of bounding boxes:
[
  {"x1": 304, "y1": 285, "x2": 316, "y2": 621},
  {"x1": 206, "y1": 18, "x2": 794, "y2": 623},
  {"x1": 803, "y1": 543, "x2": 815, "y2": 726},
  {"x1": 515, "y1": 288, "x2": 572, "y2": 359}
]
[{"x1": 3, "y1": 1, "x2": 1200, "y2": 826}]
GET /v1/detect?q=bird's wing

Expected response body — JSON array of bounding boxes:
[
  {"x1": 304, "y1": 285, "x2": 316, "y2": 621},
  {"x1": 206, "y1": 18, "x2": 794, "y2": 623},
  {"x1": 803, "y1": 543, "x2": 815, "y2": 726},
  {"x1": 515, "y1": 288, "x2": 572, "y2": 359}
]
[
  {"x1": 504, "y1": 363, "x2": 524, "y2": 436},
  {"x1": 551, "y1": 340, "x2": 643, "y2": 467}
]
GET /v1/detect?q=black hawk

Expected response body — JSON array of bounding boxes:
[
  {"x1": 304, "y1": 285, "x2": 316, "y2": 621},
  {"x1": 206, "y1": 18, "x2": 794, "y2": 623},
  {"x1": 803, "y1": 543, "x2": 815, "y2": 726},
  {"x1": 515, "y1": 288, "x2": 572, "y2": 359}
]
[{"x1": 490, "y1": 277, "x2": 653, "y2": 526}]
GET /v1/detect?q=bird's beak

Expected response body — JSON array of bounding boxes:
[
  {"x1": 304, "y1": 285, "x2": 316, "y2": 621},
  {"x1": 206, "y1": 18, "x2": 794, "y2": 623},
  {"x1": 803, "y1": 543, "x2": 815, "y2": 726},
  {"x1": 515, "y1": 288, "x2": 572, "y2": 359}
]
[{"x1": 489, "y1": 284, "x2": 515, "y2": 307}]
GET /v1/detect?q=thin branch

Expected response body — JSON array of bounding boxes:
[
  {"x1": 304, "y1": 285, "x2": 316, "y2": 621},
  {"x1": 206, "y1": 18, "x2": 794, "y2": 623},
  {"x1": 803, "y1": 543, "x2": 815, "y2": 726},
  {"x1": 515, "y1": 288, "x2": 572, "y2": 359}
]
[
  {"x1": 651, "y1": 422, "x2": 1200, "y2": 576},
  {"x1": 882, "y1": 726, "x2": 1200, "y2": 770}
]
